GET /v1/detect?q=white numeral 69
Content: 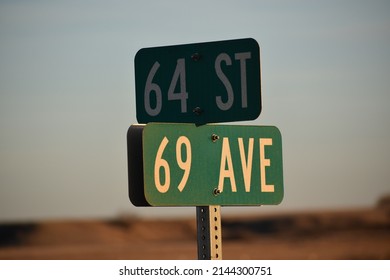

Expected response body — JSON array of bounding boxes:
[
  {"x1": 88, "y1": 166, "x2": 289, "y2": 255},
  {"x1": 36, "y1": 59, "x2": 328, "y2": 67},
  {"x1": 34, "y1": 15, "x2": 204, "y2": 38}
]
[{"x1": 154, "y1": 136, "x2": 192, "y2": 193}]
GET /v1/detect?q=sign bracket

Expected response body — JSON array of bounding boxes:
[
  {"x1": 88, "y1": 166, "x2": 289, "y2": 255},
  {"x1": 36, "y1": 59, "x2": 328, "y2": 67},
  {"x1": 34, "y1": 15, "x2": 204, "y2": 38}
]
[{"x1": 196, "y1": 205, "x2": 222, "y2": 260}]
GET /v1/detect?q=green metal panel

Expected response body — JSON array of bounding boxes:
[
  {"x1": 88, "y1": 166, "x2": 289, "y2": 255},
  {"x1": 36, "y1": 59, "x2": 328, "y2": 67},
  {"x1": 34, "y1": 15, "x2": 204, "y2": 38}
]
[
  {"x1": 143, "y1": 123, "x2": 283, "y2": 206},
  {"x1": 135, "y1": 38, "x2": 261, "y2": 124}
]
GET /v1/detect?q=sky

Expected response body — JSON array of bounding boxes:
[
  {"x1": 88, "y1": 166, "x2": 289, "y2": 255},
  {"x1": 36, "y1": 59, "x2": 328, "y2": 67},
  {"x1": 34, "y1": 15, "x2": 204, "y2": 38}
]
[{"x1": 0, "y1": 0, "x2": 389, "y2": 222}]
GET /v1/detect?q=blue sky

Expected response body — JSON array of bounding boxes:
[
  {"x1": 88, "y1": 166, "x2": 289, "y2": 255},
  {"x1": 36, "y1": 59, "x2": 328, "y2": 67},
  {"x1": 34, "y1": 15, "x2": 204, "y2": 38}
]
[{"x1": 1, "y1": 0, "x2": 389, "y2": 221}]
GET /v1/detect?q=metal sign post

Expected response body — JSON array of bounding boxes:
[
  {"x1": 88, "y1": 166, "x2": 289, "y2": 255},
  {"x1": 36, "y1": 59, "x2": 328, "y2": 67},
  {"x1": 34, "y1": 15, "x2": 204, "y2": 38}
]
[
  {"x1": 196, "y1": 205, "x2": 222, "y2": 260},
  {"x1": 128, "y1": 38, "x2": 284, "y2": 260}
]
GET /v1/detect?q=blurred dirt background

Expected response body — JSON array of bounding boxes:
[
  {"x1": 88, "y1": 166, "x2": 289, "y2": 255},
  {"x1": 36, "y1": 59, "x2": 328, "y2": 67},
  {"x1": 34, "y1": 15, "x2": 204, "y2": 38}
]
[{"x1": 1, "y1": 197, "x2": 389, "y2": 260}]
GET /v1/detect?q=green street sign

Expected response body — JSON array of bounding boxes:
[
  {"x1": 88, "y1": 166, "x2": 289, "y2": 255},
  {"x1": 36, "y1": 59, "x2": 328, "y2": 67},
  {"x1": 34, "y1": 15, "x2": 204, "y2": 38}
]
[
  {"x1": 135, "y1": 38, "x2": 261, "y2": 125},
  {"x1": 142, "y1": 123, "x2": 283, "y2": 206}
]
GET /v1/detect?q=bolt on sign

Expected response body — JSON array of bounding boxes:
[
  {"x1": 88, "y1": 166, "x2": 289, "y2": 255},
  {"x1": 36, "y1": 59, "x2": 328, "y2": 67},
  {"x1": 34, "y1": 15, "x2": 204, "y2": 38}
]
[
  {"x1": 134, "y1": 123, "x2": 283, "y2": 206},
  {"x1": 134, "y1": 38, "x2": 261, "y2": 124}
]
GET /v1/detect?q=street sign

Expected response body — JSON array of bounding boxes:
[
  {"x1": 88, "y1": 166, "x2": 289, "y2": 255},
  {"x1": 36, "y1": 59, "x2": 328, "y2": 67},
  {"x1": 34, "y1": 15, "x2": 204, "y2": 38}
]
[
  {"x1": 127, "y1": 124, "x2": 150, "y2": 206},
  {"x1": 142, "y1": 123, "x2": 283, "y2": 206},
  {"x1": 135, "y1": 38, "x2": 261, "y2": 124}
]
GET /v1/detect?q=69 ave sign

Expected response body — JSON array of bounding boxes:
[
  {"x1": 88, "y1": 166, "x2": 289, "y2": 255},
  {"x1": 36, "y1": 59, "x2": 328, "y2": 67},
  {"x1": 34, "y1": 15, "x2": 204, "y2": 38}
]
[
  {"x1": 134, "y1": 38, "x2": 261, "y2": 124},
  {"x1": 142, "y1": 123, "x2": 283, "y2": 206}
]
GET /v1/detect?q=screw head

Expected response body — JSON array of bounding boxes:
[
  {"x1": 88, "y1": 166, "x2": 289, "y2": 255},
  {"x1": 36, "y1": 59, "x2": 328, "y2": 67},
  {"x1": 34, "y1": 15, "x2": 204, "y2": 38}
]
[
  {"x1": 211, "y1": 134, "x2": 220, "y2": 142},
  {"x1": 193, "y1": 107, "x2": 203, "y2": 115},
  {"x1": 213, "y1": 188, "x2": 221, "y2": 196},
  {"x1": 191, "y1": 53, "x2": 201, "y2": 61}
]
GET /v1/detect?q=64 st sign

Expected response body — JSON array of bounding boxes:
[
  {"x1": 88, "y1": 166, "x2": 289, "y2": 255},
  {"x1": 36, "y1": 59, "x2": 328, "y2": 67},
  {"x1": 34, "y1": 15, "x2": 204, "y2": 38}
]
[{"x1": 134, "y1": 38, "x2": 261, "y2": 124}]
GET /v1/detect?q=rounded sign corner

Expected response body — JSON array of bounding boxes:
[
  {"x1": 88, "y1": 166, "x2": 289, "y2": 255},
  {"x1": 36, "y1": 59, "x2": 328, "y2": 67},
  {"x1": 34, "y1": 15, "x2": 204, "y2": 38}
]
[
  {"x1": 275, "y1": 191, "x2": 284, "y2": 205},
  {"x1": 144, "y1": 197, "x2": 155, "y2": 207},
  {"x1": 247, "y1": 37, "x2": 260, "y2": 48},
  {"x1": 134, "y1": 47, "x2": 147, "y2": 64}
]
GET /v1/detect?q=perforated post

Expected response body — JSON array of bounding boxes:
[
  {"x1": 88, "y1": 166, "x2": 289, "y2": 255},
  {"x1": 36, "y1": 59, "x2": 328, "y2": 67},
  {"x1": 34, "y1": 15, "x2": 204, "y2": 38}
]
[{"x1": 196, "y1": 205, "x2": 222, "y2": 260}]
